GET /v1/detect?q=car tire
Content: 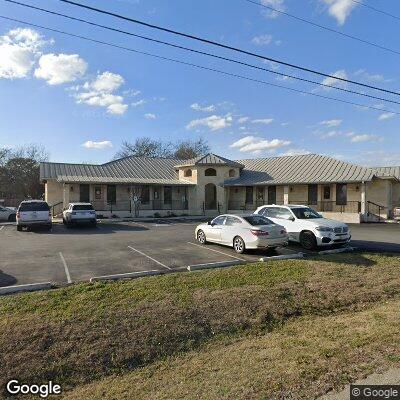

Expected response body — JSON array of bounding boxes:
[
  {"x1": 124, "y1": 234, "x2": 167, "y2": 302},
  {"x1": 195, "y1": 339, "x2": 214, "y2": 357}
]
[
  {"x1": 233, "y1": 236, "x2": 246, "y2": 254},
  {"x1": 91, "y1": 221, "x2": 97, "y2": 228},
  {"x1": 300, "y1": 231, "x2": 317, "y2": 250},
  {"x1": 8, "y1": 214, "x2": 16, "y2": 222},
  {"x1": 63, "y1": 218, "x2": 67, "y2": 225},
  {"x1": 197, "y1": 229, "x2": 207, "y2": 244},
  {"x1": 17, "y1": 225, "x2": 22, "y2": 232}
]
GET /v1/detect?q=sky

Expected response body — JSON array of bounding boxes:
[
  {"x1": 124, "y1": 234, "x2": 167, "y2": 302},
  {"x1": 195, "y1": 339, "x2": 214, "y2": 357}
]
[{"x1": 1, "y1": 0, "x2": 400, "y2": 166}]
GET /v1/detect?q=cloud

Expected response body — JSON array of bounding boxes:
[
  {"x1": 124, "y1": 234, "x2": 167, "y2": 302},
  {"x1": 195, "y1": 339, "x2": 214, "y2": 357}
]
[
  {"x1": 190, "y1": 103, "x2": 216, "y2": 112},
  {"x1": 321, "y1": 70, "x2": 348, "y2": 90},
  {"x1": 144, "y1": 113, "x2": 156, "y2": 119},
  {"x1": 131, "y1": 99, "x2": 146, "y2": 107},
  {"x1": 378, "y1": 112, "x2": 395, "y2": 121},
  {"x1": 252, "y1": 118, "x2": 274, "y2": 125},
  {"x1": 321, "y1": 0, "x2": 358, "y2": 25},
  {"x1": 230, "y1": 135, "x2": 291, "y2": 153},
  {"x1": 319, "y1": 119, "x2": 342, "y2": 127},
  {"x1": 34, "y1": 53, "x2": 87, "y2": 85},
  {"x1": 320, "y1": 130, "x2": 341, "y2": 139},
  {"x1": 350, "y1": 134, "x2": 381, "y2": 143},
  {"x1": 0, "y1": 28, "x2": 46, "y2": 79},
  {"x1": 260, "y1": 0, "x2": 285, "y2": 18},
  {"x1": 354, "y1": 69, "x2": 391, "y2": 83},
  {"x1": 186, "y1": 114, "x2": 232, "y2": 131},
  {"x1": 82, "y1": 140, "x2": 113, "y2": 149},
  {"x1": 280, "y1": 148, "x2": 311, "y2": 156},
  {"x1": 251, "y1": 34, "x2": 273, "y2": 46},
  {"x1": 238, "y1": 117, "x2": 250, "y2": 124},
  {"x1": 74, "y1": 71, "x2": 128, "y2": 115}
]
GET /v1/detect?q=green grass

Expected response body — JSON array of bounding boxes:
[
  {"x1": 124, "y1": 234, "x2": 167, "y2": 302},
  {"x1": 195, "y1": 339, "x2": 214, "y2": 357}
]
[{"x1": 0, "y1": 253, "x2": 399, "y2": 399}]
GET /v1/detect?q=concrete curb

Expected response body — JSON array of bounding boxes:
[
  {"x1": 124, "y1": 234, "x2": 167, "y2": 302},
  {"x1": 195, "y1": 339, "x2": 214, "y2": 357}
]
[
  {"x1": 259, "y1": 253, "x2": 304, "y2": 262},
  {"x1": 90, "y1": 269, "x2": 165, "y2": 282},
  {"x1": 0, "y1": 282, "x2": 52, "y2": 295},
  {"x1": 318, "y1": 247, "x2": 355, "y2": 255},
  {"x1": 187, "y1": 260, "x2": 243, "y2": 271}
]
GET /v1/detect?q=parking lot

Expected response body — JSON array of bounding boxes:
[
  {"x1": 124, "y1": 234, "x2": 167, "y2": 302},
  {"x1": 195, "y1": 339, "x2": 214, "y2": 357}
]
[{"x1": 1, "y1": 219, "x2": 400, "y2": 287}]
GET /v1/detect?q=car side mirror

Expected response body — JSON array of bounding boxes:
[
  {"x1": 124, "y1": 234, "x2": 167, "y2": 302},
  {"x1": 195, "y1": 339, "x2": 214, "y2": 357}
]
[
  {"x1": 288, "y1": 216, "x2": 295, "y2": 221},
  {"x1": 208, "y1": 221, "x2": 213, "y2": 226}
]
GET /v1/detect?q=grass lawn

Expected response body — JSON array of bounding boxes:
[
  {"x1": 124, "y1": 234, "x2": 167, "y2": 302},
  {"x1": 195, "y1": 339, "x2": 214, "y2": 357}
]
[{"x1": 0, "y1": 253, "x2": 399, "y2": 399}]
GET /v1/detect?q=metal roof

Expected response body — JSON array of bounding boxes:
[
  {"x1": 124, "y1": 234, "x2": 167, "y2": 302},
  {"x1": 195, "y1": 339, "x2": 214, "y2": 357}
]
[
  {"x1": 40, "y1": 157, "x2": 194, "y2": 185},
  {"x1": 175, "y1": 153, "x2": 244, "y2": 168},
  {"x1": 224, "y1": 154, "x2": 375, "y2": 186},
  {"x1": 371, "y1": 166, "x2": 400, "y2": 180}
]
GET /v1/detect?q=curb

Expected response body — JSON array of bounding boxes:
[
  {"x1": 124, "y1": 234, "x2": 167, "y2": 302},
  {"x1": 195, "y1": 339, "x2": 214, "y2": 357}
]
[
  {"x1": 318, "y1": 246, "x2": 355, "y2": 255},
  {"x1": 259, "y1": 253, "x2": 304, "y2": 262},
  {"x1": 187, "y1": 260, "x2": 243, "y2": 271},
  {"x1": 0, "y1": 282, "x2": 52, "y2": 295},
  {"x1": 90, "y1": 269, "x2": 165, "y2": 282}
]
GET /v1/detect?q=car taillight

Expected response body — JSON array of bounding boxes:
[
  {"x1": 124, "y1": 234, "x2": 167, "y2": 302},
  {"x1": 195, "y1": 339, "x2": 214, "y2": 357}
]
[{"x1": 251, "y1": 229, "x2": 269, "y2": 236}]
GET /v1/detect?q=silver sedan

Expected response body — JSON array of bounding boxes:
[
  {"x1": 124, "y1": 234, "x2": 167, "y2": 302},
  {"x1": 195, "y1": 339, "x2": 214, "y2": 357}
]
[{"x1": 195, "y1": 214, "x2": 288, "y2": 254}]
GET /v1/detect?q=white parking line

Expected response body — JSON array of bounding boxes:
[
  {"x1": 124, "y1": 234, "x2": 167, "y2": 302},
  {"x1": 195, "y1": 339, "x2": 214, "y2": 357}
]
[
  {"x1": 127, "y1": 245, "x2": 171, "y2": 270},
  {"x1": 187, "y1": 241, "x2": 247, "y2": 262},
  {"x1": 59, "y1": 252, "x2": 72, "y2": 283},
  {"x1": 130, "y1": 221, "x2": 149, "y2": 229},
  {"x1": 0, "y1": 226, "x2": 4, "y2": 231}
]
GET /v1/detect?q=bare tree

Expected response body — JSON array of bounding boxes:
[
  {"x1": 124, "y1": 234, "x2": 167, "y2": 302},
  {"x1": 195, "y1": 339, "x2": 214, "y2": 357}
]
[{"x1": 174, "y1": 138, "x2": 210, "y2": 159}]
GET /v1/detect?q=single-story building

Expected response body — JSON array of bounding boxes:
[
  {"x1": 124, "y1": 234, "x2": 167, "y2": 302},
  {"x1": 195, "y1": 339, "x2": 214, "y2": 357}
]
[{"x1": 40, "y1": 153, "x2": 400, "y2": 223}]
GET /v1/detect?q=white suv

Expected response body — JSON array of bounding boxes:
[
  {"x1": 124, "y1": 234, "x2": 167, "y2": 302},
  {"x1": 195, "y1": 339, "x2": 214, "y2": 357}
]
[
  {"x1": 63, "y1": 203, "x2": 97, "y2": 227},
  {"x1": 16, "y1": 200, "x2": 52, "y2": 231},
  {"x1": 254, "y1": 204, "x2": 351, "y2": 250}
]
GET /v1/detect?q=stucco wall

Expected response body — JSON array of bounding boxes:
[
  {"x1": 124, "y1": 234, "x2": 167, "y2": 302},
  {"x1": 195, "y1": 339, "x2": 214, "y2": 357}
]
[{"x1": 45, "y1": 180, "x2": 63, "y2": 206}]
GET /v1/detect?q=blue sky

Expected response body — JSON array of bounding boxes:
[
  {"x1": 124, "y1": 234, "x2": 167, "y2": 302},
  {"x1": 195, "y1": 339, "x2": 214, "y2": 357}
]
[{"x1": 1, "y1": 0, "x2": 400, "y2": 165}]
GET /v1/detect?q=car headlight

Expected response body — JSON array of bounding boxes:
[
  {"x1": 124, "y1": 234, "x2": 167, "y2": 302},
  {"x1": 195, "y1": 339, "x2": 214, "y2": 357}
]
[{"x1": 315, "y1": 226, "x2": 333, "y2": 232}]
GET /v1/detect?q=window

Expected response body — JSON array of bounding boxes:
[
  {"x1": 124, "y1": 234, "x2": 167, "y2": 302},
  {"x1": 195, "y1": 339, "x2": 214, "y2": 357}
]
[
  {"x1": 291, "y1": 207, "x2": 321, "y2": 219},
  {"x1": 323, "y1": 185, "x2": 331, "y2": 200},
  {"x1": 18, "y1": 202, "x2": 50, "y2": 212},
  {"x1": 336, "y1": 183, "x2": 347, "y2": 205},
  {"x1": 245, "y1": 186, "x2": 253, "y2": 204},
  {"x1": 94, "y1": 186, "x2": 102, "y2": 200},
  {"x1": 225, "y1": 216, "x2": 242, "y2": 226},
  {"x1": 141, "y1": 186, "x2": 150, "y2": 204},
  {"x1": 243, "y1": 215, "x2": 274, "y2": 226},
  {"x1": 256, "y1": 187, "x2": 264, "y2": 201},
  {"x1": 72, "y1": 204, "x2": 93, "y2": 211},
  {"x1": 153, "y1": 188, "x2": 160, "y2": 200},
  {"x1": 308, "y1": 184, "x2": 318, "y2": 205},
  {"x1": 164, "y1": 186, "x2": 172, "y2": 204},
  {"x1": 205, "y1": 168, "x2": 217, "y2": 176},
  {"x1": 229, "y1": 169, "x2": 235, "y2": 177},
  {"x1": 184, "y1": 169, "x2": 192, "y2": 177},
  {"x1": 211, "y1": 216, "x2": 226, "y2": 225},
  {"x1": 267, "y1": 207, "x2": 293, "y2": 220},
  {"x1": 107, "y1": 185, "x2": 116, "y2": 205}
]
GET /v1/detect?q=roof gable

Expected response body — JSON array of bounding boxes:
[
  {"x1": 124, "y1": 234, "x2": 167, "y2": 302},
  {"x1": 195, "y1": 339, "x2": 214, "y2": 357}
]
[{"x1": 175, "y1": 153, "x2": 244, "y2": 168}]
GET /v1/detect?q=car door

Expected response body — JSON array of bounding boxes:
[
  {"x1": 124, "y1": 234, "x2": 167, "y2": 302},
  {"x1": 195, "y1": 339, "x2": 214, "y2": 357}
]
[
  {"x1": 0, "y1": 206, "x2": 6, "y2": 221},
  {"x1": 221, "y1": 216, "x2": 243, "y2": 245},
  {"x1": 206, "y1": 216, "x2": 226, "y2": 242}
]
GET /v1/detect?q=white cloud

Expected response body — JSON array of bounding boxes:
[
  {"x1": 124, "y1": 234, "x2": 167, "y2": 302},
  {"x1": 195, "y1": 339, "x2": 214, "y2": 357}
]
[
  {"x1": 321, "y1": 0, "x2": 358, "y2": 25},
  {"x1": 378, "y1": 112, "x2": 395, "y2": 121},
  {"x1": 320, "y1": 130, "x2": 341, "y2": 139},
  {"x1": 230, "y1": 135, "x2": 291, "y2": 153},
  {"x1": 260, "y1": 0, "x2": 285, "y2": 18},
  {"x1": 190, "y1": 103, "x2": 216, "y2": 112},
  {"x1": 251, "y1": 34, "x2": 273, "y2": 46},
  {"x1": 238, "y1": 116, "x2": 250, "y2": 124},
  {"x1": 82, "y1": 140, "x2": 113, "y2": 149},
  {"x1": 186, "y1": 114, "x2": 232, "y2": 131},
  {"x1": 354, "y1": 69, "x2": 391, "y2": 83},
  {"x1": 131, "y1": 99, "x2": 146, "y2": 107},
  {"x1": 321, "y1": 70, "x2": 348, "y2": 90},
  {"x1": 74, "y1": 71, "x2": 128, "y2": 115},
  {"x1": 319, "y1": 119, "x2": 342, "y2": 127},
  {"x1": 0, "y1": 28, "x2": 45, "y2": 79},
  {"x1": 280, "y1": 148, "x2": 311, "y2": 156},
  {"x1": 35, "y1": 53, "x2": 87, "y2": 85},
  {"x1": 350, "y1": 134, "x2": 381, "y2": 143},
  {"x1": 144, "y1": 113, "x2": 156, "y2": 119},
  {"x1": 252, "y1": 118, "x2": 274, "y2": 125}
]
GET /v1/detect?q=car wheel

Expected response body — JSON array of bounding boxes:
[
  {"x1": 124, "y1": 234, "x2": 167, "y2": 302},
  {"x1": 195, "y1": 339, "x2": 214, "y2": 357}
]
[
  {"x1": 63, "y1": 218, "x2": 67, "y2": 225},
  {"x1": 197, "y1": 229, "x2": 207, "y2": 244},
  {"x1": 300, "y1": 231, "x2": 317, "y2": 250},
  {"x1": 8, "y1": 214, "x2": 16, "y2": 222},
  {"x1": 91, "y1": 221, "x2": 97, "y2": 228},
  {"x1": 233, "y1": 236, "x2": 245, "y2": 254},
  {"x1": 17, "y1": 225, "x2": 22, "y2": 232}
]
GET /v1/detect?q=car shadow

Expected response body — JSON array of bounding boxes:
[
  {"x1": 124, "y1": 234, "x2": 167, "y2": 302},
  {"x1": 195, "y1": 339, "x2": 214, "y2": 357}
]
[
  {"x1": 0, "y1": 270, "x2": 17, "y2": 287},
  {"x1": 351, "y1": 240, "x2": 400, "y2": 253}
]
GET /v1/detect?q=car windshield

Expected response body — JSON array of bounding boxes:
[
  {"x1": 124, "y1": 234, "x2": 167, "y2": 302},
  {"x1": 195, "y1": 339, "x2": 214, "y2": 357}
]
[
  {"x1": 73, "y1": 205, "x2": 94, "y2": 211},
  {"x1": 243, "y1": 215, "x2": 274, "y2": 226},
  {"x1": 291, "y1": 207, "x2": 321, "y2": 219},
  {"x1": 19, "y1": 202, "x2": 49, "y2": 211}
]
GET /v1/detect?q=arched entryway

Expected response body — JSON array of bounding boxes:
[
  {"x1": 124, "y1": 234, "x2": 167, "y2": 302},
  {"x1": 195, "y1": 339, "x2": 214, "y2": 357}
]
[{"x1": 204, "y1": 183, "x2": 217, "y2": 210}]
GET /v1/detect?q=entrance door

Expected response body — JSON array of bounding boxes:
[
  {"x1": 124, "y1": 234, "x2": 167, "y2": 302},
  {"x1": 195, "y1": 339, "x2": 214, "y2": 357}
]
[
  {"x1": 308, "y1": 184, "x2": 318, "y2": 205},
  {"x1": 80, "y1": 184, "x2": 90, "y2": 202},
  {"x1": 268, "y1": 186, "x2": 276, "y2": 204},
  {"x1": 204, "y1": 183, "x2": 217, "y2": 210}
]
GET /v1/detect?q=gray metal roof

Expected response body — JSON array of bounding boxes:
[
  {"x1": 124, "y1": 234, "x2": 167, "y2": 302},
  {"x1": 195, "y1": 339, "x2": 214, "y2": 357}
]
[
  {"x1": 371, "y1": 166, "x2": 400, "y2": 180},
  {"x1": 175, "y1": 153, "x2": 244, "y2": 168},
  {"x1": 224, "y1": 154, "x2": 375, "y2": 186},
  {"x1": 40, "y1": 157, "x2": 194, "y2": 185}
]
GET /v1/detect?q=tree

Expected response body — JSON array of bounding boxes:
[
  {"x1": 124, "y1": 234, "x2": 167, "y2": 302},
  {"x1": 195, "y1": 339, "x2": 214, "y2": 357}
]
[{"x1": 174, "y1": 138, "x2": 210, "y2": 159}]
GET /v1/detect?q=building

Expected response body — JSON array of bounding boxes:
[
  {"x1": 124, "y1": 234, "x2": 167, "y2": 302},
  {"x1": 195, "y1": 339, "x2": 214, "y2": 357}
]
[{"x1": 40, "y1": 153, "x2": 400, "y2": 223}]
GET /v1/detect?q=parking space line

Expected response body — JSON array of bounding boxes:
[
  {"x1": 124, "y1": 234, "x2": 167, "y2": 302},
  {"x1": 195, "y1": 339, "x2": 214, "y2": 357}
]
[
  {"x1": 130, "y1": 221, "x2": 149, "y2": 229},
  {"x1": 187, "y1": 241, "x2": 247, "y2": 262},
  {"x1": 127, "y1": 245, "x2": 172, "y2": 270},
  {"x1": 0, "y1": 226, "x2": 4, "y2": 231},
  {"x1": 59, "y1": 252, "x2": 72, "y2": 283}
]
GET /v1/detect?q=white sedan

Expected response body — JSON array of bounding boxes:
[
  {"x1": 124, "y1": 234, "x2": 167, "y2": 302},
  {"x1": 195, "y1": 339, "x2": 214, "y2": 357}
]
[{"x1": 195, "y1": 214, "x2": 288, "y2": 254}]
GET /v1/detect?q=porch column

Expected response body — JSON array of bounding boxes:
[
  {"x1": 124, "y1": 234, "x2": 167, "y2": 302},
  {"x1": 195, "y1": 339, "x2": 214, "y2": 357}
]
[
  {"x1": 360, "y1": 181, "x2": 366, "y2": 215},
  {"x1": 62, "y1": 183, "x2": 69, "y2": 208},
  {"x1": 283, "y1": 185, "x2": 289, "y2": 205}
]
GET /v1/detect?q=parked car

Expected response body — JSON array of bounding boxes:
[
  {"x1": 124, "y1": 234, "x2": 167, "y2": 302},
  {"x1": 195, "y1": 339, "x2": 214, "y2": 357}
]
[
  {"x1": 393, "y1": 207, "x2": 400, "y2": 221},
  {"x1": 254, "y1": 204, "x2": 351, "y2": 250},
  {"x1": 63, "y1": 203, "x2": 97, "y2": 227},
  {"x1": 0, "y1": 206, "x2": 16, "y2": 222},
  {"x1": 195, "y1": 214, "x2": 288, "y2": 253},
  {"x1": 16, "y1": 200, "x2": 52, "y2": 231}
]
